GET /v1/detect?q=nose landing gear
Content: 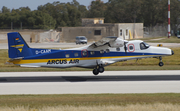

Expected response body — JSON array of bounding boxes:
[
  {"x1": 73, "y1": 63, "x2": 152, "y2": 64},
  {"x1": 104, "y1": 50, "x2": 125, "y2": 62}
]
[
  {"x1": 93, "y1": 65, "x2": 105, "y2": 75},
  {"x1": 159, "y1": 56, "x2": 164, "y2": 67}
]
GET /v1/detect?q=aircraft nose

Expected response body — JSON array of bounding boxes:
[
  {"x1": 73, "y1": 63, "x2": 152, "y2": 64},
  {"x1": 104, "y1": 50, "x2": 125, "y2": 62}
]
[{"x1": 171, "y1": 50, "x2": 174, "y2": 55}]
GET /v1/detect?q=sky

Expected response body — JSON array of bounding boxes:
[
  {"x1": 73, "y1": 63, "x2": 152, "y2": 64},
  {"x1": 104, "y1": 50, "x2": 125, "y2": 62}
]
[{"x1": 0, "y1": 0, "x2": 109, "y2": 11}]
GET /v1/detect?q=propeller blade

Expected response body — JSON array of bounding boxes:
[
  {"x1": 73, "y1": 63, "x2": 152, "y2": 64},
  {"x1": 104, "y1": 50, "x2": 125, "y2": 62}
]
[{"x1": 124, "y1": 41, "x2": 128, "y2": 55}]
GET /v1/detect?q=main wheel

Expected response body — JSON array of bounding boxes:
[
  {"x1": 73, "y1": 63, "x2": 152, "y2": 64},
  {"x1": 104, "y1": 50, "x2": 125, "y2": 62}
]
[
  {"x1": 93, "y1": 68, "x2": 99, "y2": 75},
  {"x1": 159, "y1": 62, "x2": 164, "y2": 67},
  {"x1": 98, "y1": 67, "x2": 104, "y2": 73}
]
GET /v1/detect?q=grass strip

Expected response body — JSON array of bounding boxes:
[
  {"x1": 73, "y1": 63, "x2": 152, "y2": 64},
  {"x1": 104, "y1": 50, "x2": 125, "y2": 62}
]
[
  {"x1": 0, "y1": 103, "x2": 180, "y2": 111},
  {"x1": 0, "y1": 94, "x2": 180, "y2": 108}
]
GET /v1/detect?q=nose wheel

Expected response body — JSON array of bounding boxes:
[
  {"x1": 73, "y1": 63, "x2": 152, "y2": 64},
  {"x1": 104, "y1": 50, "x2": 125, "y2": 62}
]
[
  {"x1": 159, "y1": 56, "x2": 164, "y2": 67},
  {"x1": 92, "y1": 65, "x2": 105, "y2": 75},
  {"x1": 159, "y1": 62, "x2": 164, "y2": 67}
]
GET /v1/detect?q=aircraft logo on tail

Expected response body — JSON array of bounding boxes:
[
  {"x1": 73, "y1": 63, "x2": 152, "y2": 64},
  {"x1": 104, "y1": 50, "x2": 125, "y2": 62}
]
[{"x1": 11, "y1": 44, "x2": 24, "y2": 53}]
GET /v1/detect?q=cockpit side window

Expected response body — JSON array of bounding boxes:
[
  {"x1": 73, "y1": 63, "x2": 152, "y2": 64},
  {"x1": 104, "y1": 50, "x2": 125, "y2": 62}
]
[{"x1": 140, "y1": 42, "x2": 149, "y2": 50}]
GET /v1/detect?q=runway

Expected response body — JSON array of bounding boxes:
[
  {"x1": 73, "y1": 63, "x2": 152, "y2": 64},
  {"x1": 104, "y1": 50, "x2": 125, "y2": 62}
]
[
  {"x1": 0, "y1": 71, "x2": 180, "y2": 94},
  {"x1": 1, "y1": 74, "x2": 180, "y2": 82}
]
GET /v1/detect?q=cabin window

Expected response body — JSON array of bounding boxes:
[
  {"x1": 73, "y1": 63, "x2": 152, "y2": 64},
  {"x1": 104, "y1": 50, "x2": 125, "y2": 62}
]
[
  {"x1": 100, "y1": 50, "x2": 104, "y2": 54},
  {"x1": 74, "y1": 53, "x2": 78, "y2": 57},
  {"x1": 116, "y1": 47, "x2": 120, "y2": 51},
  {"x1": 140, "y1": 42, "x2": 149, "y2": 50},
  {"x1": 106, "y1": 49, "x2": 110, "y2": 53},
  {"x1": 90, "y1": 51, "x2": 95, "y2": 55},
  {"x1": 129, "y1": 46, "x2": 133, "y2": 50},
  {"x1": 66, "y1": 54, "x2": 70, "y2": 58},
  {"x1": 82, "y1": 50, "x2": 87, "y2": 56}
]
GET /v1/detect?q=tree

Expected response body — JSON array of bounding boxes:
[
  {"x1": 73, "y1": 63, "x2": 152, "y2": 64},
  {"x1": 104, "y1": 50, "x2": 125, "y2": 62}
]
[
  {"x1": 37, "y1": 1, "x2": 85, "y2": 27},
  {"x1": 78, "y1": 5, "x2": 87, "y2": 18},
  {"x1": 105, "y1": 0, "x2": 128, "y2": 23},
  {"x1": 30, "y1": 10, "x2": 56, "y2": 29},
  {"x1": 2, "y1": 6, "x2": 10, "y2": 13},
  {"x1": 66, "y1": 3, "x2": 81, "y2": 26},
  {"x1": 71, "y1": 0, "x2": 80, "y2": 7},
  {"x1": 1, "y1": 0, "x2": 180, "y2": 30},
  {"x1": 170, "y1": 0, "x2": 180, "y2": 30},
  {"x1": 140, "y1": 0, "x2": 161, "y2": 26},
  {"x1": 88, "y1": 0, "x2": 107, "y2": 18}
]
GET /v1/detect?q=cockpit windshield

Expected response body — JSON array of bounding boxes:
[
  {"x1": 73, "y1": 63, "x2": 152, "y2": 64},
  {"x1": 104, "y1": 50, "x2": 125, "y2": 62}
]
[{"x1": 140, "y1": 42, "x2": 150, "y2": 50}]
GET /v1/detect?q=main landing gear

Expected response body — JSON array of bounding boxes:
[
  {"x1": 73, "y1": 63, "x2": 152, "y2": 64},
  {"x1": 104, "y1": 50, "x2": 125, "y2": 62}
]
[
  {"x1": 93, "y1": 65, "x2": 105, "y2": 75},
  {"x1": 159, "y1": 56, "x2": 164, "y2": 67}
]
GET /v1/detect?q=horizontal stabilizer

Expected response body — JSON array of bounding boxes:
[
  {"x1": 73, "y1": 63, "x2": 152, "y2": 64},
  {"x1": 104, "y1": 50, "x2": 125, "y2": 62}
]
[{"x1": 8, "y1": 57, "x2": 24, "y2": 63}]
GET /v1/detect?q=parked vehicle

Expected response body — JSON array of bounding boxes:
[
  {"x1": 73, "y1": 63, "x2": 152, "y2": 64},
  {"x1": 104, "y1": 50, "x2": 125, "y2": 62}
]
[{"x1": 76, "y1": 36, "x2": 87, "y2": 44}]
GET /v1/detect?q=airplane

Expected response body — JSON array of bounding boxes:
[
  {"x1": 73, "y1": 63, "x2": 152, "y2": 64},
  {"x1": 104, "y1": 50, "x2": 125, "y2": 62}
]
[{"x1": 7, "y1": 32, "x2": 174, "y2": 75}]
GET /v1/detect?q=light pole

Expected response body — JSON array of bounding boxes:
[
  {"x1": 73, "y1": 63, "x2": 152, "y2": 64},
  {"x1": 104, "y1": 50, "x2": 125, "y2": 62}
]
[{"x1": 168, "y1": 0, "x2": 171, "y2": 38}]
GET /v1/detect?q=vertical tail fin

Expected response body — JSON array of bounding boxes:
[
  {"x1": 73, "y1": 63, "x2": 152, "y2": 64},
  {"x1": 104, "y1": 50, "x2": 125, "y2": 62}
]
[{"x1": 7, "y1": 32, "x2": 33, "y2": 58}]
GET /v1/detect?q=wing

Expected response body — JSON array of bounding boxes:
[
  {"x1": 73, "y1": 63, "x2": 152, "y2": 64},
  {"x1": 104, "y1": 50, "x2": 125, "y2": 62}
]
[
  {"x1": 94, "y1": 36, "x2": 117, "y2": 46},
  {"x1": 88, "y1": 36, "x2": 126, "y2": 49}
]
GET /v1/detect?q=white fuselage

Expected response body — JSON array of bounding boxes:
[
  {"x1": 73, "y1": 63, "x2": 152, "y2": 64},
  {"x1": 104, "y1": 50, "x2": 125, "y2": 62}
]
[{"x1": 12, "y1": 40, "x2": 172, "y2": 69}]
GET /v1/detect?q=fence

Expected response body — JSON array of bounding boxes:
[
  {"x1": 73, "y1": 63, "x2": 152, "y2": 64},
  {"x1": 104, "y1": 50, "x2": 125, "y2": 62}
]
[{"x1": 144, "y1": 25, "x2": 168, "y2": 37}]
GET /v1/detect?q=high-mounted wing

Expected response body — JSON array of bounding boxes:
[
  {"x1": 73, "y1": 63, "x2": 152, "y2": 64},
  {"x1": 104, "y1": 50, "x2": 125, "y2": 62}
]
[
  {"x1": 89, "y1": 36, "x2": 126, "y2": 49},
  {"x1": 94, "y1": 36, "x2": 117, "y2": 46}
]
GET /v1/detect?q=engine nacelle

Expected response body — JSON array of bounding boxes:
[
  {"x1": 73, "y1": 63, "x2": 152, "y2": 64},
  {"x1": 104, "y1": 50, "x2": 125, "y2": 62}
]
[{"x1": 109, "y1": 38, "x2": 124, "y2": 48}]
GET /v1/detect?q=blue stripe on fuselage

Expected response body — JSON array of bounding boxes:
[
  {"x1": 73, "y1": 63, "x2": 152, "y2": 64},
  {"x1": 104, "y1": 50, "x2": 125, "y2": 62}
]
[{"x1": 23, "y1": 50, "x2": 166, "y2": 60}]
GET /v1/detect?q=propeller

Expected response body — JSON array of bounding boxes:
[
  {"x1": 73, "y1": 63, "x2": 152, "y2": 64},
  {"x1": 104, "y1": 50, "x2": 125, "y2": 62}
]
[{"x1": 124, "y1": 41, "x2": 128, "y2": 55}]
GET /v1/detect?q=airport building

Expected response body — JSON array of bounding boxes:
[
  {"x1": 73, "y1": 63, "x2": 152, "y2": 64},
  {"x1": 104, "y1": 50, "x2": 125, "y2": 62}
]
[{"x1": 59, "y1": 18, "x2": 143, "y2": 42}]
